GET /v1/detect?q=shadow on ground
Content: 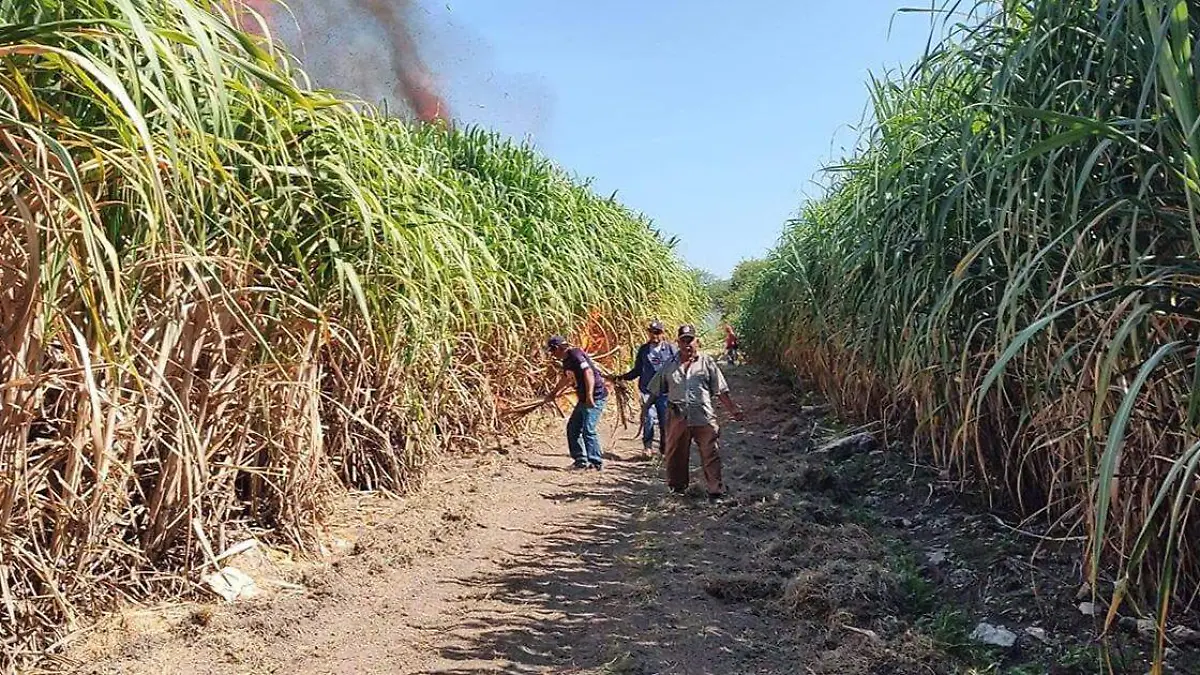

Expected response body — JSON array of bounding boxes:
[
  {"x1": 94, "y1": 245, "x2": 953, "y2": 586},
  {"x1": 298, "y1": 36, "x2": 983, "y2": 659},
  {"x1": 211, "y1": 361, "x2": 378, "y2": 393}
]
[
  {"x1": 420, "y1": 469, "x2": 793, "y2": 675},
  {"x1": 421, "y1": 365, "x2": 1145, "y2": 675}
]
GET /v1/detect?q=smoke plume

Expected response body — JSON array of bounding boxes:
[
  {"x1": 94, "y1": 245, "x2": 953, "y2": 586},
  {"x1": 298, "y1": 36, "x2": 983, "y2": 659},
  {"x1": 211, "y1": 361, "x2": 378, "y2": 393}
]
[
  {"x1": 224, "y1": 1, "x2": 555, "y2": 142},
  {"x1": 226, "y1": 0, "x2": 448, "y2": 123}
]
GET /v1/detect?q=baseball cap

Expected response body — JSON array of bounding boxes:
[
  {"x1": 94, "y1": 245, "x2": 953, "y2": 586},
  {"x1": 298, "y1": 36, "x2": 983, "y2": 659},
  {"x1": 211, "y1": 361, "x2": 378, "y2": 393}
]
[
  {"x1": 677, "y1": 324, "x2": 697, "y2": 339},
  {"x1": 648, "y1": 320, "x2": 665, "y2": 333},
  {"x1": 546, "y1": 335, "x2": 568, "y2": 351}
]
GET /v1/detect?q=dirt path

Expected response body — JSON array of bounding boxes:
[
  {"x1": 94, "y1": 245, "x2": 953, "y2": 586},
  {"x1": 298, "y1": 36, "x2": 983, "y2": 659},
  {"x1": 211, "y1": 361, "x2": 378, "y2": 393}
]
[
  {"x1": 71, "y1": 367, "x2": 1199, "y2": 674},
  {"x1": 76, "y1": 368, "x2": 797, "y2": 674}
]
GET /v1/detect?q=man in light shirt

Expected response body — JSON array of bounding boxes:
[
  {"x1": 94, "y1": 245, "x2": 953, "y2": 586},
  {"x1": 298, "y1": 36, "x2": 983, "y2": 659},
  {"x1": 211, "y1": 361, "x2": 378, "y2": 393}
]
[{"x1": 643, "y1": 324, "x2": 744, "y2": 502}]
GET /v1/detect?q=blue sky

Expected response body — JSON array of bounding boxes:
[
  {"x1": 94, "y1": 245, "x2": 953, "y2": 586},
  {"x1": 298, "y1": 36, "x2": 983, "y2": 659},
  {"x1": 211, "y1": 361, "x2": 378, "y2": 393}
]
[{"x1": 415, "y1": 1, "x2": 940, "y2": 277}]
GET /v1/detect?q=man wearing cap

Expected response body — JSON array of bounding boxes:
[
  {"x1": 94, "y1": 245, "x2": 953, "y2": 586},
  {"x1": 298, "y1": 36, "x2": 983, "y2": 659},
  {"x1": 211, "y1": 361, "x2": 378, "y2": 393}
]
[
  {"x1": 614, "y1": 320, "x2": 678, "y2": 456},
  {"x1": 643, "y1": 324, "x2": 744, "y2": 501},
  {"x1": 545, "y1": 336, "x2": 608, "y2": 470}
]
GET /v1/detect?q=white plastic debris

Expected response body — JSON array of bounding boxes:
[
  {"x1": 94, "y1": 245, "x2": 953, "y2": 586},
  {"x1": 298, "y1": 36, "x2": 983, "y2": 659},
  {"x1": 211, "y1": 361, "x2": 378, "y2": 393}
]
[
  {"x1": 1024, "y1": 626, "x2": 1049, "y2": 644},
  {"x1": 1078, "y1": 601, "x2": 1100, "y2": 616},
  {"x1": 970, "y1": 622, "x2": 1017, "y2": 648},
  {"x1": 203, "y1": 566, "x2": 260, "y2": 603}
]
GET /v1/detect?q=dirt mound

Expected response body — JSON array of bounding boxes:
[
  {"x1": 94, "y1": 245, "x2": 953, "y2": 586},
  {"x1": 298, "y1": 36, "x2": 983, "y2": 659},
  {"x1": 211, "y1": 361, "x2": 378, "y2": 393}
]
[
  {"x1": 757, "y1": 523, "x2": 883, "y2": 566},
  {"x1": 702, "y1": 516, "x2": 902, "y2": 627},
  {"x1": 777, "y1": 558, "x2": 900, "y2": 624},
  {"x1": 806, "y1": 631, "x2": 941, "y2": 675}
]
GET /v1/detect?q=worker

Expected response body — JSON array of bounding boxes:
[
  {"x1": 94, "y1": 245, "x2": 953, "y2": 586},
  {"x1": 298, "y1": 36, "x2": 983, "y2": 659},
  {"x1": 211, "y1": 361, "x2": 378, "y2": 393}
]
[
  {"x1": 545, "y1": 336, "x2": 608, "y2": 470},
  {"x1": 643, "y1": 324, "x2": 744, "y2": 501},
  {"x1": 723, "y1": 324, "x2": 740, "y2": 365},
  {"x1": 613, "y1": 320, "x2": 678, "y2": 457}
]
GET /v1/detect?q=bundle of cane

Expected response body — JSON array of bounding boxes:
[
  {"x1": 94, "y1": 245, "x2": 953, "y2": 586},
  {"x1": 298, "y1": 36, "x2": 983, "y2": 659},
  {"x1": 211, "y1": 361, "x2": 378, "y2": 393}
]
[
  {"x1": 498, "y1": 396, "x2": 565, "y2": 420},
  {"x1": 609, "y1": 379, "x2": 632, "y2": 431}
]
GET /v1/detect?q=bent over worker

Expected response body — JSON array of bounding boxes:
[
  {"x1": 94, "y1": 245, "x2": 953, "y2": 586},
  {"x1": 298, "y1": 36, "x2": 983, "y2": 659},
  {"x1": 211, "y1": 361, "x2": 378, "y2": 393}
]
[
  {"x1": 643, "y1": 324, "x2": 744, "y2": 501},
  {"x1": 545, "y1": 335, "x2": 608, "y2": 470}
]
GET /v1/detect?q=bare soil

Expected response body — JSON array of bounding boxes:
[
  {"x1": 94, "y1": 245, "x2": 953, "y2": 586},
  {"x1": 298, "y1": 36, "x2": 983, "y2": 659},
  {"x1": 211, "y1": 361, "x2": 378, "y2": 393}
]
[{"x1": 62, "y1": 367, "x2": 1200, "y2": 674}]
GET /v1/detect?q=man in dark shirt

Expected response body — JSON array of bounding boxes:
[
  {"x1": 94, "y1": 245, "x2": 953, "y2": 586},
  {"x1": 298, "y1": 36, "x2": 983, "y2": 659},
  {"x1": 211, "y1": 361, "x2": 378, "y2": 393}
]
[
  {"x1": 614, "y1": 320, "x2": 677, "y2": 456},
  {"x1": 545, "y1": 336, "x2": 608, "y2": 470}
]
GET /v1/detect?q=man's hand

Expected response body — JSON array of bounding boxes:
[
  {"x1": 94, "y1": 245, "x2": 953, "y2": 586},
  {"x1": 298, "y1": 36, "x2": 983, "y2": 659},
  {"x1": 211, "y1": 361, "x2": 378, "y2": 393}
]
[{"x1": 718, "y1": 392, "x2": 744, "y2": 422}]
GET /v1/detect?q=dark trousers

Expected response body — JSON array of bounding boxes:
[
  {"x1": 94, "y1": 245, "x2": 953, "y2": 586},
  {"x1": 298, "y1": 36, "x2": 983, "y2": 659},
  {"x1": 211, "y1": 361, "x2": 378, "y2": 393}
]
[{"x1": 664, "y1": 412, "x2": 724, "y2": 495}]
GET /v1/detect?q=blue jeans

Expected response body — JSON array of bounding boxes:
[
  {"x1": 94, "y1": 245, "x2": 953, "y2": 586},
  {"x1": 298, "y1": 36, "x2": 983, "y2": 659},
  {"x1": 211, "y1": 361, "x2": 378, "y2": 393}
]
[
  {"x1": 641, "y1": 392, "x2": 668, "y2": 451},
  {"x1": 567, "y1": 398, "x2": 606, "y2": 466}
]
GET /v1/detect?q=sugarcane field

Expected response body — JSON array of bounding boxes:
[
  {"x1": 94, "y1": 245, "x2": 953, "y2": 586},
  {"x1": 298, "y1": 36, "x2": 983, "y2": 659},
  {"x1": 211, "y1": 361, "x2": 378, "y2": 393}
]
[{"x1": 6, "y1": 1, "x2": 1200, "y2": 673}]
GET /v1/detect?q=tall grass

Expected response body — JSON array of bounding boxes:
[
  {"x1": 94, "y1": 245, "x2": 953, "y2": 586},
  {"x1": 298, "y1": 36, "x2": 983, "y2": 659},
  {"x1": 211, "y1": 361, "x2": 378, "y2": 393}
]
[
  {"x1": 0, "y1": 0, "x2": 700, "y2": 666},
  {"x1": 743, "y1": 0, "x2": 1200, "y2": 662}
]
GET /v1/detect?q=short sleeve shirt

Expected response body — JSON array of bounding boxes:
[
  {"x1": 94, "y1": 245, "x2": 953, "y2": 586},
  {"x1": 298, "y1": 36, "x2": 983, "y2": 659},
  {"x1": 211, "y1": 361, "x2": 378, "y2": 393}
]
[
  {"x1": 646, "y1": 353, "x2": 728, "y2": 425},
  {"x1": 563, "y1": 347, "x2": 608, "y2": 401}
]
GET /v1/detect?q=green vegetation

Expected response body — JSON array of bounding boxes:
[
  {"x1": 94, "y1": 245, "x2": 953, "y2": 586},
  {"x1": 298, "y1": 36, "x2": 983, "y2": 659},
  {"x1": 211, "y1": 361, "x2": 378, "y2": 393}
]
[
  {"x1": 741, "y1": 0, "x2": 1200, "y2": 664},
  {"x1": 0, "y1": 0, "x2": 700, "y2": 665},
  {"x1": 892, "y1": 549, "x2": 936, "y2": 617},
  {"x1": 918, "y1": 609, "x2": 984, "y2": 661},
  {"x1": 710, "y1": 258, "x2": 768, "y2": 324}
]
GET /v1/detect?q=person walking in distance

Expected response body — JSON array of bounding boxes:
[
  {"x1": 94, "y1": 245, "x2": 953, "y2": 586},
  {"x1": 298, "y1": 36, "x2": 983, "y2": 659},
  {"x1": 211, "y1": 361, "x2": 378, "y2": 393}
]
[
  {"x1": 723, "y1": 324, "x2": 740, "y2": 365},
  {"x1": 643, "y1": 324, "x2": 744, "y2": 501},
  {"x1": 545, "y1": 336, "x2": 608, "y2": 470},
  {"x1": 614, "y1": 320, "x2": 678, "y2": 457}
]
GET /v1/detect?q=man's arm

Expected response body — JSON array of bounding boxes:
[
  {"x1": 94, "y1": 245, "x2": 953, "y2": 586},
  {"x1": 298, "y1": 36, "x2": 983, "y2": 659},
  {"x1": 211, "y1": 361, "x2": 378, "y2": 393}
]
[
  {"x1": 545, "y1": 371, "x2": 572, "y2": 402},
  {"x1": 582, "y1": 368, "x2": 597, "y2": 407},
  {"x1": 617, "y1": 344, "x2": 646, "y2": 381},
  {"x1": 717, "y1": 391, "x2": 744, "y2": 421},
  {"x1": 710, "y1": 360, "x2": 744, "y2": 421}
]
